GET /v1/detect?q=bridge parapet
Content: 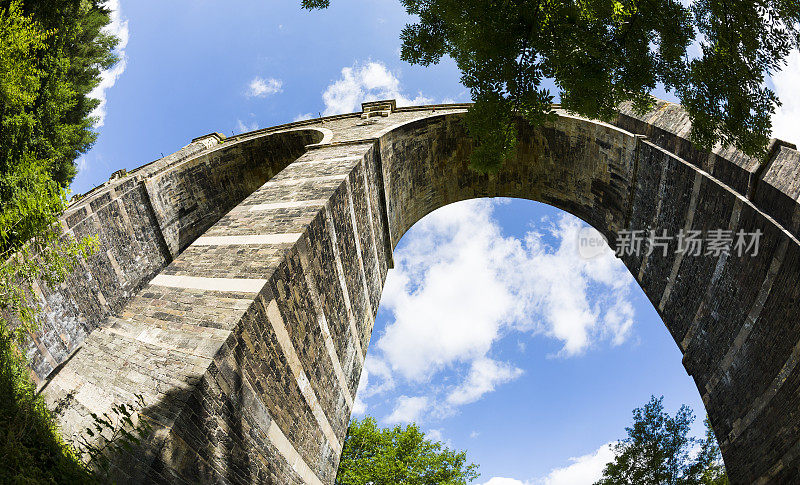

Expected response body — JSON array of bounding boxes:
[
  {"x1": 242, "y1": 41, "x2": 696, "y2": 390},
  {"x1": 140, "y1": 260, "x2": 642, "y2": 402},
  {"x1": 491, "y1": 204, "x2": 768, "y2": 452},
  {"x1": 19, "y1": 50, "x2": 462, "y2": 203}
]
[{"x1": 614, "y1": 100, "x2": 800, "y2": 240}]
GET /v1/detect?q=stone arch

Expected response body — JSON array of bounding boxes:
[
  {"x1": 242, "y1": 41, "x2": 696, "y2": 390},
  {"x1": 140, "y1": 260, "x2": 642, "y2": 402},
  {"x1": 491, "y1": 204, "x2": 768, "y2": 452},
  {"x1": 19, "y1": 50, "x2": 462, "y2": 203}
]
[
  {"x1": 379, "y1": 112, "x2": 800, "y2": 484},
  {"x1": 35, "y1": 101, "x2": 800, "y2": 484}
]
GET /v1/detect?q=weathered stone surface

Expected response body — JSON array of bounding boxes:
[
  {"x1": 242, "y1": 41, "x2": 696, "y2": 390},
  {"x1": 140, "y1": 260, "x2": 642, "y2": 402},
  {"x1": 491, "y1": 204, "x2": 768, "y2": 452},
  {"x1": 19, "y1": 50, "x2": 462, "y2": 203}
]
[{"x1": 26, "y1": 100, "x2": 800, "y2": 484}]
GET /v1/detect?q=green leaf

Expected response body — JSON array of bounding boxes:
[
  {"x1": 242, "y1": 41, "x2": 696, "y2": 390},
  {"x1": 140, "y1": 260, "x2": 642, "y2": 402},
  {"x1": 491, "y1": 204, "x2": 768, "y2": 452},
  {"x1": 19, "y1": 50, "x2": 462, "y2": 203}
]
[{"x1": 335, "y1": 416, "x2": 480, "y2": 484}]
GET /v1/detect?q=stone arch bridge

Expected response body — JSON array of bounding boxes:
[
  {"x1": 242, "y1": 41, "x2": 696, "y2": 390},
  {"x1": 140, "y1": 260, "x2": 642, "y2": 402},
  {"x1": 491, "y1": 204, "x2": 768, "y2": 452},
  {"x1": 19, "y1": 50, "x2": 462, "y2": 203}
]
[{"x1": 24, "y1": 99, "x2": 800, "y2": 483}]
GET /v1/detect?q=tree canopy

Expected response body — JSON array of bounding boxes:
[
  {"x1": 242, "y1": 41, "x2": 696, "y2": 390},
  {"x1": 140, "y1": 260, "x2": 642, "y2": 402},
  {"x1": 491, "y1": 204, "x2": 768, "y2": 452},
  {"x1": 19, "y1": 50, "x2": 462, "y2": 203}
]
[
  {"x1": 303, "y1": 0, "x2": 800, "y2": 171},
  {"x1": 0, "y1": 0, "x2": 116, "y2": 481},
  {"x1": 335, "y1": 417, "x2": 479, "y2": 485},
  {"x1": 1, "y1": 0, "x2": 116, "y2": 259},
  {"x1": 0, "y1": 0, "x2": 110, "y2": 335},
  {"x1": 595, "y1": 396, "x2": 728, "y2": 485},
  {"x1": 0, "y1": 0, "x2": 117, "y2": 188}
]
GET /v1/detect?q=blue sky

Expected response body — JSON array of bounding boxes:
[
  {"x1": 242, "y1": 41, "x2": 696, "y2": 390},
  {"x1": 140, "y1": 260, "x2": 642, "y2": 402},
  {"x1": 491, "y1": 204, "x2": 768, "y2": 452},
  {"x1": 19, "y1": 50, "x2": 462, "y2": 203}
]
[
  {"x1": 74, "y1": 2, "x2": 800, "y2": 483},
  {"x1": 357, "y1": 199, "x2": 704, "y2": 484}
]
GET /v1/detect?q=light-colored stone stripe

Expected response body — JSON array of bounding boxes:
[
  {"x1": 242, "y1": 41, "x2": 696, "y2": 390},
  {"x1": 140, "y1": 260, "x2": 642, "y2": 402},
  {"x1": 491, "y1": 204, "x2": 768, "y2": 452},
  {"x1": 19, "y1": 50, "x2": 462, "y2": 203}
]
[
  {"x1": 357, "y1": 162, "x2": 385, "y2": 282},
  {"x1": 280, "y1": 125, "x2": 333, "y2": 145},
  {"x1": 150, "y1": 274, "x2": 266, "y2": 294},
  {"x1": 323, "y1": 202, "x2": 366, "y2": 365},
  {"x1": 264, "y1": 299, "x2": 342, "y2": 455},
  {"x1": 375, "y1": 110, "x2": 466, "y2": 137},
  {"x1": 248, "y1": 199, "x2": 328, "y2": 212},
  {"x1": 680, "y1": 198, "x2": 746, "y2": 357},
  {"x1": 307, "y1": 138, "x2": 376, "y2": 149},
  {"x1": 638, "y1": 158, "x2": 671, "y2": 281},
  {"x1": 708, "y1": 199, "x2": 743, "y2": 287},
  {"x1": 291, "y1": 155, "x2": 362, "y2": 165},
  {"x1": 266, "y1": 174, "x2": 348, "y2": 187},
  {"x1": 142, "y1": 178, "x2": 178, "y2": 259},
  {"x1": 113, "y1": 197, "x2": 136, "y2": 242},
  {"x1": 754, "y1": 433, "x2": 800, "y2": 485},
  {"x1": 266, "y1": 419, "x2": 325, "y2": 485},
  {"x1": 77, "y1": 258, "x2": 108, "y2": 307},
  {"x1": 723, "y1": 297, "x2": 800, "y2": 449},
  {"x1": 660, "y1": 171, "x2": 703, "y2": 312},
  {"x1": 276, "y1": 125, "x2": 336, "y2": 145},
  {"x1": 104, "y1": 319, "x2": 227, "y2": 359},
  {"x1": 345, "y1": 177, "x2": 377, "y2": 323},
  {"x1": 792, "y1": 203, "x2": 800, "y2": 235},
  {"x1": 296, "y1": 239, "x2": 355, "y2": 408},
  {"x1": 105, "y1": 249, "x2": 126, "y2": 282},
  {"x1": 191, "y1": 234, "x2": 301, "y2": 246},
  {"x1": 704, "y1": 237, "x2": 789, "y2": 400}
]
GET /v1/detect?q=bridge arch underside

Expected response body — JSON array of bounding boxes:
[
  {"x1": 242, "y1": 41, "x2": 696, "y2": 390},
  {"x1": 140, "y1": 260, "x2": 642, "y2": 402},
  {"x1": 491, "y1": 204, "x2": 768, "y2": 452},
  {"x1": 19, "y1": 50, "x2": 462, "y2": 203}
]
[
  {"x1": 382, "y1": 115, "x2": 800, "y2": 484},
  {"x1": 41, "y1": 111, "x2": 800, "y2": 484}
]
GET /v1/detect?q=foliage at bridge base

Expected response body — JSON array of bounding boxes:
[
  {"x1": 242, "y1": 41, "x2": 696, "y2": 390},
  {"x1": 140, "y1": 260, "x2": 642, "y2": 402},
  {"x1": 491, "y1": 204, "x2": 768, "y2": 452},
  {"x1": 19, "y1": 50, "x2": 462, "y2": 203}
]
[{"x1": 0, "y1": 329, "x2": 93, "y2": 484}]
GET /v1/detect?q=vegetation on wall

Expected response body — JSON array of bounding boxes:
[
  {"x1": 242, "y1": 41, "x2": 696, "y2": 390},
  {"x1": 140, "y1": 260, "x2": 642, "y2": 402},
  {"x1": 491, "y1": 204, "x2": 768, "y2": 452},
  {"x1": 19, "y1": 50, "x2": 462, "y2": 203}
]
[
  {"x1": 0, "y1": 333, "x2": 96, "y2": 484},
  {"x1": 303, "y1": 0, "x2": 800, "y2": 172},
  {"x1": 0, "y1": 0, "x2": 118, "y2": 482}
]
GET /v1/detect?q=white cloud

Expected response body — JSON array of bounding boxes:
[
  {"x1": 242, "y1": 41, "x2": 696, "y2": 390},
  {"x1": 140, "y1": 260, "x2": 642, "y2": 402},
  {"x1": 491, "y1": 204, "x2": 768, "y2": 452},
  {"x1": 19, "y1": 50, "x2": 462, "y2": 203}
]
[
  {"x1": 377, "y1": 200, "x2": 517, "y2": 382},
  {"x1": 89, "y1": 0, "x2": 129, "y2": 127},
  {"x1": 352, "y1": 357, "x2": 384, "y2": 416},
  {"x1": 358, "y1": 356, "x2": 396, "y2": 399},
  {"x1": 425, "y1": 428, "x2": 454, "y2": 448},
  {"x1": 351, "y1": 396, "x2": 366, "y2": 415},
  {"x1": 246, "y1": 77, "x2": 283, "y2": 98},
  {"x1": 322, "y1": 61, "x2": 433, "y2": 115},
  {"x1": 424, "y1": 428, "x2": 457, "y2": 449},
  {"x1": 377, "y1": 200, "x2": 634, "y2": 384},
  {"x1": 293, "y1": 112, "x2": 314, "y2": 122},
  {"x1": 447, "y1": 358, "x2": 523, "y2": 406},
  {"x1": 426, "y1": 428, "x2": 444, "y2": 442},
  {"x1": 235, "y1": 119, "x2": 258, "y2": 133},
  {"x1": 385, "y1": 396, "x2": 429, "y2": 424},
  {"x1": 515, "y1": 220, "x2": 635, "y2": 356},
  {"x1": 482, "y1": 478, "x2": 532, "y2": 485},
  {"x1": 772, "y1": 49, "x2": 800, "y2": 145},
  {"x1": 541, "y1": 442, "x2": 617, "y2": 485},
  {"x1": 363, "y1": 200, "x2": 635, "y2": 421}
]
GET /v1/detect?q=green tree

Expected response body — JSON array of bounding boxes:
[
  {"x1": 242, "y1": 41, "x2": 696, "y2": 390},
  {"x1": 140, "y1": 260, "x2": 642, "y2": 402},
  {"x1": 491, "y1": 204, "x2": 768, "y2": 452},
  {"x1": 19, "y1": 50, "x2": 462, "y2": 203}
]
[
  {"x1": 595, "y1": 396, "x2": 728, "y2": 485},
  {"x1": 303, "y1": 0, "x2": 800, "y2": 171},
  {"x1": 0, "y1": 0, "x2": 118, "y2": 186},
  {"x1": 0, "y1": 0, "x2": 115, "y2": 290},
  {"x1": 0, "y1": 0, "x2": 117, "y2": 482},
  {"x1": 686, "y1": 417, "x2": 729, "y2": 485},
  {"x1": 0, "y1": 0, "x2": 101, "y2": 345},
  {"x1": 335, "y1": 417, "x2": 480, "y2": 485}
]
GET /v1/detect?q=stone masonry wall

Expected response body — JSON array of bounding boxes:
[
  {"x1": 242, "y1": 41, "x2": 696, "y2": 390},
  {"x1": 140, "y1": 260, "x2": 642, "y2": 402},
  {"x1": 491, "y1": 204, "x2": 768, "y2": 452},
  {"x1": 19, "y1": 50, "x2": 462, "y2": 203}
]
[
  {"x1": 23, "y1": 129, "x2": 322, "y2": 385},
  {"x1": 28, "y1": 100, "x2": 800, "y2": 484}
]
